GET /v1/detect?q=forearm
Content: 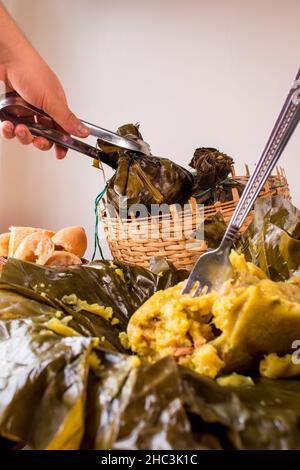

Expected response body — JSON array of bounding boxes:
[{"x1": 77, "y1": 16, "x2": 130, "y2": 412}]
[
  {"x1": 0, "y1": 2, "x2": 88, "y2": 155},
  {"x1": 0, "y1": 3, "x2": 32, "y2": 80}
]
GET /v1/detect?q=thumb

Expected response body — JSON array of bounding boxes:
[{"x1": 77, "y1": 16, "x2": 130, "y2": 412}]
[{"x1": 42, "y1": 93, "x2": 89, "y2": 138}]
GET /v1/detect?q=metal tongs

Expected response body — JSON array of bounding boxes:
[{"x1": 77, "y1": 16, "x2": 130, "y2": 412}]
[{"x1": 0, "y1": 91, "x2": 150, "y2": 158}]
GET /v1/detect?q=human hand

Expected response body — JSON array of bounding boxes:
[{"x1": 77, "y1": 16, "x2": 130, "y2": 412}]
[{"x1": 0, "y1": 5, "x2": 89, "y2": 159}]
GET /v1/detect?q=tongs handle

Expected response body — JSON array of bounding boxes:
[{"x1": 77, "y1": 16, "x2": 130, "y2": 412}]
[
  {"x1": 0, "y1": 91, "x2": 150, "y2": 156},
  {"x1": 224, "y1": 67, "x2": 300, "y2": 239},
  {"x1": 0, "y1": 110, "x2": 99, "y2": 159},
  {"x1": 0, "y1": 92, "x2": 99, "y2": 159}
]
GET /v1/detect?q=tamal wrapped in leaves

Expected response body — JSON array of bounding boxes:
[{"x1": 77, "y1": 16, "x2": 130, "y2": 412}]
[
  {"x1": 97, "y1": 124, "x2": 193, "y2": 212},
  {"x1": 190, "y1": 147, "x2": 244, "y2": 205},
  {"x1": 189, "y1": 147, "x2": 233, "y2": 189}
]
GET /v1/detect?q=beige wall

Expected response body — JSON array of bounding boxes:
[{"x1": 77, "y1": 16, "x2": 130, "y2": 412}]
[{"x1": 1, "y1": 0, "x2": 299, "y2": 258}]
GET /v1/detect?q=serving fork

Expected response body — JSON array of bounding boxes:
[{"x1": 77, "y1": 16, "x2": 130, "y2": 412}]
[{"x1": 182, "y1": 67, "x2": 300, "y2": 296}]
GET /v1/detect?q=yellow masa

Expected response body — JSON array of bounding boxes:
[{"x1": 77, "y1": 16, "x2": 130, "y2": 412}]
[{"x1": 127, "y1": 251, "x2": 300, "y2": 379}]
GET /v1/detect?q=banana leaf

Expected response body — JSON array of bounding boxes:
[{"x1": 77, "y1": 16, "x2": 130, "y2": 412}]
[
  {"x1": 83, "y1": 356, "x2": 205, "y2": 450},
  {"x1": 1, "y1": 292, "x2": 300, "y2": 449},
  {"x1": 0, "y1": 289, "x2": 207, "y2": 451},
  {"x1": 0, "y1": 306, "x2": 93, "y2": 449},
  {"x1": 3, "y1": 241, "x2": 300, "y2": 449},
  {"x1": 181, "y1": 368, "x2": 300, "y2": 450},
  {"x1": 0, "y1": 258, "x2": 186, "y2": 352},
  {"x1": 203, "y1": 212, "x2": 227, "y2": 249},
  {"x1": 241, "y1": 195, "x2": 300, "y2": 280},
  {"x1": 198, "y1": 196, "x2": 300, "y2": 282},
  {"x1": 191, "y1": 178, "x2": 245, "y2": 205},
  {"x1": 97, "y1": 124, "x2": 194, "y2": 213}
]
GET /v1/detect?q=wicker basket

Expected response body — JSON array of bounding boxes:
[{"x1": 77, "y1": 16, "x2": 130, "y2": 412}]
[{"x1": 99, "y1": 166, "x2": 291, "y2": 270}]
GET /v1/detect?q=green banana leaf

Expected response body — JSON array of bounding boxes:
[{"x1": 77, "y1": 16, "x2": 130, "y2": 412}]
[
  {"x1": 0, "y1": 258, "x2": 186, "y2": 352},
  {"x1": 0, "y1": 290, "x2": 203, "y2": 451},
  {"x1": 181, "y1": 368, "x2": 300, "y2": 450},
  {"x1": 2, "y1": 230, "x2": 300, "y2": 450},
  {"x1": 241, "y1": 195, "x2": 300, "y2": 280},
  {"x1": 83, "y1": 356, "x2": 205, "y2": 450},
  {"x1": 3, "y1": 305, "x2": 300, "y2": 451},
  {"x1": 0, "y1": 307, "x2": 92, "y2": 449},
  {"x1": 1, "y1": 289, "x2": 300, "y2": 449},
  {"x1": 203, "y1": 212, "x2": 227, "y2": 249},
  {"x1": 198, "y1": 195, "x2": 300, "y2": 281}
]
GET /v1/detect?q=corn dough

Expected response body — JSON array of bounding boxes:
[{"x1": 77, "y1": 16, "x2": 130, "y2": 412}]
[{"x1": 127, "y1": 251, "x2": 300, "y2": 378}]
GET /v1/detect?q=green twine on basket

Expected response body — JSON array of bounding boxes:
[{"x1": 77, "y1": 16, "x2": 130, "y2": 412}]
[
  {"x1": 92, "y1": 185, "x2": 107, "y2": 261},
  {"x1": 192, "y1": 177, "x2": 230, "y2": 199}
]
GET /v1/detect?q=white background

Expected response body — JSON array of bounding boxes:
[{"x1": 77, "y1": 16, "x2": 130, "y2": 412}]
[{"x1": 1, "y1": 0, "x2": 299, "y2": 258}]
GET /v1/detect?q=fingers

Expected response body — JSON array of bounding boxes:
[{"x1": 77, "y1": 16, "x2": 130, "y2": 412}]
[
  {"x1": 0, "y1": 121, "x2": 15, "y2": 139},
  {"x1": 55, "y1": 107, "x2": 89, "y2": 138},
  {"x1": 33, "y1": 137, "x2": 53, "y2": 151},
  {"x1": 53, "y1": 107, "x2": 89, "y2": 139},
  {"x1": 15, "y1": 124, "x2": 33, "y2": 145},
  {"x1": 0, "y1": 122, "x2": 57, "y2": 154},
  {"x1": 42, "y1": 91, "x2": 89, "y2": 138},
  {"x1": 55, "y1": 144, "x2": 68, "y2": 160},
  {"x1": 0, "y1": 122, "x2": 33, "y2": 144}
]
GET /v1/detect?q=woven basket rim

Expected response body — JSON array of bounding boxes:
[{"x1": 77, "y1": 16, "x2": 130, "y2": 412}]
[
  {"x1": 100, "y1": 168, "x2": 289, "y2": 224},
  {"x1": 99, "y1": 165, "x2": 290, "y2": 269}
]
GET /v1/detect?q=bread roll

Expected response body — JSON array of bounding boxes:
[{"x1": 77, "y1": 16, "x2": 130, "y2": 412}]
[
  {"x1": 13, "y1": 232, "x2": 55, "y2": 265},
  {"x1": 52, "y1": 226, "x2": 87, "y2": 258},
  {"x1": 9, "y1": 227, "x2": 55, "y2": 257},
  {"x1": 45, "y1": 250, "x2": 82, "y2": 266},
  {"x1": 0, "y1": 256, "x2": 6, "y2": 272},
  {"x1": 0, "y1": 232, "x2": 10, "y2": 257}
]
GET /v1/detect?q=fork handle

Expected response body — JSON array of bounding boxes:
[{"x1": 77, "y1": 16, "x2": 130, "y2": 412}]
[{"x1": 222, "y1": 67, "x2": 300, "y2": 244}]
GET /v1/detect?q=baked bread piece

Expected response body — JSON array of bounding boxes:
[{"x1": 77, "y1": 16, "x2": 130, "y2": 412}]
[
  {"x1": 8, "y1": 227, "x2": 55, "y2": 257},
  {"x1": 52, "y1": 226, "x2": 87, "y2": 258},
  {"x1": 14, "y1": 232, "x2": 55, "y2": 265},
  {"x1": 0, "y1": 232, "x2": 10, "y2": 257},
  {"x1": 45, "y1": 250, "x2": 82, "y2": 266},
  {"x1": 0, "y1": 257, "x2": 5, "y2": 271}
]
